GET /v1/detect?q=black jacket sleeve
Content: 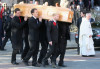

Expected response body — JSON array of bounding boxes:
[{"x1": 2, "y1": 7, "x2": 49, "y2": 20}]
[{"x1": 11, "y1": 18, "x2": 27, "y2": 29}]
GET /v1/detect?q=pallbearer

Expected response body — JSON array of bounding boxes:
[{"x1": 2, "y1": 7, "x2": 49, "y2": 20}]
[
  {"x1": 56, "y1": 21, "x2": 71, "y2": 67},
  {"x1": 23, "y1": 8, "x2": 42, "y2": 66},
  {"x1": 11, "y1": 8, "x2": 28, "y2": 65},
  {"x1": 42, "y1": 13, "x2": 59, "y2": 68}
]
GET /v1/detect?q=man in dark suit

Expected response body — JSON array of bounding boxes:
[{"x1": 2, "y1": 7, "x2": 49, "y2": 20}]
[
  {"x1": 38, "y1": 20, "x2": 48, "y2": 64},
  {"x1": 23, "y1": 8, "x2": 42, "y2": 66},
  {"x1": 42, "y1": 13, "x2": 59, "y2": 68},
  {"x1": 11, "y1": 8, "x2": 28, "y2": 65},
  {"x1": 77, "y1": 11, "x2": 86, "y2": 54},
  {"x1": 56, "y1": 22, "x2": 70, "y2": 67},
  {"x1": 21, "y1": 18, "x2": 30, "y2": 60},
  {"x1": 1, "y1": 14, "x2": 13, "y2": 51}
]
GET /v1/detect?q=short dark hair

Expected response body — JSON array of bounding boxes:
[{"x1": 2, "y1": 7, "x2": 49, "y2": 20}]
[
  {"x1": 31, "y1": 8, "x2": 37, "y2": 14},
  {"x1": 15, "y1": 8, "x2": 20, "y2": 13},
  {"x1": 81, "y1": 10, "x2": 86, "y2": 14}
]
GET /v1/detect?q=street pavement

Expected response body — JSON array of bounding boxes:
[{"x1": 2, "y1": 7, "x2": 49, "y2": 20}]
[{"x1": 0, "y1": 41, "x2": 100, "y2": 69}]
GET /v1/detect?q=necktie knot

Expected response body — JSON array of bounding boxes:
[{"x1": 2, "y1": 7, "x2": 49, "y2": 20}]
[{"x1": 19, "y1": 17, "x2": 21, "y2": 23}]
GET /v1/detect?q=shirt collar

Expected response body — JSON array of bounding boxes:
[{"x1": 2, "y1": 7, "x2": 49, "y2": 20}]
[
  {"x1": 52, "y1": 19, "x2": 56, "y2": 23},
  {"x1": 32, "y1": 15, "x2": 37, "y2": 19}
]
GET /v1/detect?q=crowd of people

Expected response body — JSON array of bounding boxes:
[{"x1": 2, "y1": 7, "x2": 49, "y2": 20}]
[
  {"x1": 0, "y1": 1, "x2": 70, "y2": 68},
  {"x1": 0, "y1": 0, "x2": 98, "y2": 68}
]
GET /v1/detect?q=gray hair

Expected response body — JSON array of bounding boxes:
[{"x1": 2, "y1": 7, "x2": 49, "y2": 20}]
[{"x1": 86, "y1": 13, "x2": 91, "y2": 17}]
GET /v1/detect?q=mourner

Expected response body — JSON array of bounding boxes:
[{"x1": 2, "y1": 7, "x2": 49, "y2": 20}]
[
  {"x1": 42, "y1": 13, "x2": 59, "y2": 68},
  {"x1": 1, "y1": 14, "x2": 13, "y2": 51},
  {"x1": 11, "y1": 8, "x2": 28, "y2": 65},
  {"x1": 23, "y1": 8, "x2": 42, "y2": 66},
  {"x1": 21, "y1": 16, "x2": 29, "y2": 60},
  {"x1": 38, "y1": 20, "x2": 48, "y2": 65},
  {"x1": 56, "y1": 22, "x2": 70, "y2": 67}
]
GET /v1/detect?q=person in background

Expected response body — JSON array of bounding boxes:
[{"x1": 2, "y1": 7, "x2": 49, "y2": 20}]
[
  {"x1": 29, "y1": 0, "x2": 33, "y2": 4},
  {"x1": 42, "y1": 13, "x2": 59, "y2": 68},
  {"x1": 1, "y1": 14, "x2": 13, "y2": 51},
  {"x1": 79, "y1": 12, "x2": 95, "y2": 57},
  {"x1": 83, "y1": 0, "x2": 89, "y2": 10},
  {"x1": 11, "y1": 8, "x2": 28, "y2": 65},
  {"x1": 91, "y1": 0, "x2": 94, "y2": 9},
  {"x1": 74, "y1": 0, "x2": 79, "y2": 6},
  {"x1": 0, "y1": 3, "x2": 3, "y2": 20},
  {"x1": 34, "y1": 1, "x2": 39, "y2": 5},
  {"x1": 76, "y1": 5, "x2": 81, "y2": 22},
  {"x1": 78, "y1": 0, "x2": 84, "y2": 11},
  {"x1": 71, "y1": 1, "x2": 76, "y2": 9},
  {"x1": 77, "y1": 11, "x2": 86, "y2": 54}
]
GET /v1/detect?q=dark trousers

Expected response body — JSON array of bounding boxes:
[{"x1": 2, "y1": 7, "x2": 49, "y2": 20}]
[
  {"x1": 11, "y1": 40, "x2": 23, "y2": 63},
  {"x1": 2, "y1": 36, "x2": 11, "y2": 49},
  {"x1": 0, "y1": 34, "x2": 2, "y2": 48},
  {"x1": 24, "y1": 40, "x2": 39, "y2": 65},
  {"x1": 21, "y1": 37, "x2": 30, "y2": 59},
  {"x1": 38, "y1": 41, "x2": 48, "y2": 63},
  {"x1": 56, "y1": 38, "x2": 67, "y2": 65},
  {"x1": 43, "y1": 42, "x2": 58, "y2": 64},
  {"x1": 11, "y1": 49, "x2": 19, "y2": 63}
]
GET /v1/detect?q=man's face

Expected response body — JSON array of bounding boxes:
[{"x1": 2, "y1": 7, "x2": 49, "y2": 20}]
[
  {"x1": 32, "y1": 10, "x2": 38, "y2": 18},
  {"x1": 88, "y1": 14, "x2": 91, "y2": 19},
  {"x1": 16, "y1": 11, "x2": 21, "y2": 17}
]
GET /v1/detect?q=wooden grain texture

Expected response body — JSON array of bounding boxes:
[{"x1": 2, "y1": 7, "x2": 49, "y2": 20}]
[{"x1": 14, "y1": 4, "x2": 74, "y2": 23}]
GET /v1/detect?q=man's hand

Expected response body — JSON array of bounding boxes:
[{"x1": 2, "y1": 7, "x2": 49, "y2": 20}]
[
  {"x1": 89, "y1": 35, "x2": 92, "y2": 38},
  {"x1": 24, "y1": 16, "x2": 28, "y2": 21},
  {"x1": 39, "y1": 16, "x2": 42, "y2": 22},
  {"x1": 49, "y1": 41, "x2": 52, "y2": 46}
]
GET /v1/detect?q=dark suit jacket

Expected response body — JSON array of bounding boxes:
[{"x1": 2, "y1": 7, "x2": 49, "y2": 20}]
[
  {"x1": 11, "y1": 16, "x2": 27, "y2": 49},
  {"x1": 39, "y1": 19, "x2": 47, "y2": 42},
  {"x1": 4, "y1": 16, "x2": 12, "y2": 37},
  {"x1": 58, "y1": 22, "x2": 70, "y2": 40},
  {"x1": 47, "y1": 20, "x2": 58, "y2": 43},
  {"x1": 77, "y1": 17, "x2": 82, "y2": 30},
  {"x1": 28, "y1": 17, "x2": 41, "y2": 41}
]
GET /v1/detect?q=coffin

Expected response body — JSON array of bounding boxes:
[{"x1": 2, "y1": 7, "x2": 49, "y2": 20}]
[{"x1": 14, "y1": 3, "x2": 73, "y2": 23}]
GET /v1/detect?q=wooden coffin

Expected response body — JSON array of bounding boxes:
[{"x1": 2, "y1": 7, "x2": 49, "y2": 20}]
[{"x1": 14, "y1": 3, "x2": 73, "y2": 23}]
